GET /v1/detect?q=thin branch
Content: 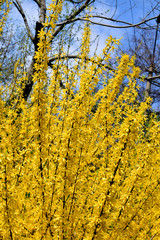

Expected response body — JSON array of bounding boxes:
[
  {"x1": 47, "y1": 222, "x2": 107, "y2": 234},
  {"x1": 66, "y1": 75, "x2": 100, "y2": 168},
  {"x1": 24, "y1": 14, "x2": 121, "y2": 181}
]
[
  {"x1": 48, "y1": 54, "x2": 160, "y2": 85},
  {"x1": 90, "y1": 15, "x2": 135, "y2": 26},
  {"x1": 48, "y1": 54, "x2": 115, "y2": 71},
  {"x1": 145, "y1": 74, "x2": 160, "y2": 81},
  {"x1": 13, "y1": 0, "x2": 34, "y2": 43},
  {"x1": 67, "y1": 0, "x2": 86, "y2": 3},
  {"x1": 33, "y1": 0, "x2": 41, "y2": 8},
  {"x1": 142, "y1": 2, "x2": 160, "y2": 21},
  {"x1": 111, "y1": 0, "x2": 117, "y2": 18},
  {"x1": 56, "y1": 15, "x2": 159, "y2": 29},
  {"x1": 81, "y1": 15, "x2": 158, "y2": 29},
  {"x1": 150, "y1": 234, "x2": 156, "y2": 240},
  {"x1": 116, "y1": 2, "x2": 136, "y2": 20},
  {"x1": 151, "y1": 82, "x2": 160, "y2": 88}
]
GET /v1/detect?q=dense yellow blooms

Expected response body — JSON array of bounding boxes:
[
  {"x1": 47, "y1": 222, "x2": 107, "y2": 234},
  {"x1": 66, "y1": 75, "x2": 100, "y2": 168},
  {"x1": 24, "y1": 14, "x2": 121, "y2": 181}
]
[
  {"x1": 0, "y1": 0, "x2": 11, "y2": 35},
  {"x1": 0, "y1": 3, "x2": 160, "y2": 240}
]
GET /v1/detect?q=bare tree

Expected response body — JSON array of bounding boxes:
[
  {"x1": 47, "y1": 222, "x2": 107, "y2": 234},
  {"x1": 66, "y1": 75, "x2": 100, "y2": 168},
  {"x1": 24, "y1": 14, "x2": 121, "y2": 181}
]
[
  {"x1": 120, "y1": 0, "x2": 160, "y2": 111},
  {"x1": 126, "y1": 18, "x2": 160, "y2": 111},
  {"x1": 2, "y1": 0, "x2": 160, "y2": 110}
]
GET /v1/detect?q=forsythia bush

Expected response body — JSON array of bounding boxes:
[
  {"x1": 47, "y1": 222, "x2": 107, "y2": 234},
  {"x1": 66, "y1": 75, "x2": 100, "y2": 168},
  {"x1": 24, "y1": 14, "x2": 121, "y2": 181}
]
[{"x1": 0, "y1": 1, "x2": 160, "y2": 239}]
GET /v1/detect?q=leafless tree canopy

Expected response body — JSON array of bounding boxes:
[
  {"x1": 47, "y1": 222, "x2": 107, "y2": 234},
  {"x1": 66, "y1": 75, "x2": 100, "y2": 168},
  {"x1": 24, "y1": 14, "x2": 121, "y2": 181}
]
[{"x1": 1, "y1": 0, "x2": 160, "y2": 111}]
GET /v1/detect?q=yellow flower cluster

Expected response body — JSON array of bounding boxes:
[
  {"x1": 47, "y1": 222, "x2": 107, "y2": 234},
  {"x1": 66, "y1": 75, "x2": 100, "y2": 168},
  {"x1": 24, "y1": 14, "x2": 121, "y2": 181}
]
[
  {"x1": 0, "y1": 0, "x2": 11, "y2": 35},
  {"x1": 0, "y1": 4, "x2": 160, "y2": 240}
]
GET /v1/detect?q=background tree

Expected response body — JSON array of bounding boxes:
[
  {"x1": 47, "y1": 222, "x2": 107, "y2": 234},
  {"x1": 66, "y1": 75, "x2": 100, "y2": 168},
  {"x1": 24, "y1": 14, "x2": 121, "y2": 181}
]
[
  {"x1": 120, "y1": 0, "x2": 160, "y2": 112},
  {"x1": 1, "y1": 0, "x2": 160, "y2": 111}
]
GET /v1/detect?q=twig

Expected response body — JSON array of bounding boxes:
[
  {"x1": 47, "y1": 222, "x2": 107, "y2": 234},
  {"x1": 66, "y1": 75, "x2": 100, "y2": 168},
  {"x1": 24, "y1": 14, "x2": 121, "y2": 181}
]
[
  {"x1": 13, "y1": 0, "x2": 34, "y2": 43},
  {"x1": 33, "y1": 0, "x2": 41, "y2": 7},
  {"x1": 56, "y1": 15, "x2": 159, "y2": 29},
  {"x1": 48, "y1": 54, "x2": 115, "y2": 71},
  {"x1": 51, "y1": 0, "x2": 93, "y2": 40},
  {"x1": 150, "y1": 234, "x2": 156, "y2": 240},
  {"x1": 145, "y1": 74, "x2": 160, "y2": 82}
]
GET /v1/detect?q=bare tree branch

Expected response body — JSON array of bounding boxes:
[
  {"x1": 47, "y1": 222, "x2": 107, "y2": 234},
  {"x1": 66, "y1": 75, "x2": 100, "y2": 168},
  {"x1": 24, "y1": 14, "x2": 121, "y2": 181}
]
[
  {"x1": 146, "y1": 74, "x2": 160, "y2": 82},
  {"x1": 80, "y1": 15, "x2": 158, "y2": 29},
  {"x1": 48, "y1": 54, "x2": 115, "y2": 71},
  {"x1": 33, "y1": 0, "x2": 41, "y2": 8},
  {"x1": 151, "y1": 82, "x2": 160, "y2": 87},
  {"x1": 56, "y1": 15, "x2": 159, "y2": 29},
  {"x1": 150, "y1": 234, "x2": 156, "y2": 240},
  {"x1": 142, "y1": 2, "x2": 160, "y2": 21},
  {"x1": 90, "y1": 15, "x2": 135, "y2": 26},
  {"x1": 67, "y1": 0, "x2": 86, "y2": 3},
  {"x1": 13, "y1": 0, "x2": 34, "y2": 43},
  {"x1": 39, "y1": 0, "x2": 46, "y2": 23},
  {"x1": 111, "y1": 0, "x2": 117, "y2": 19}
]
